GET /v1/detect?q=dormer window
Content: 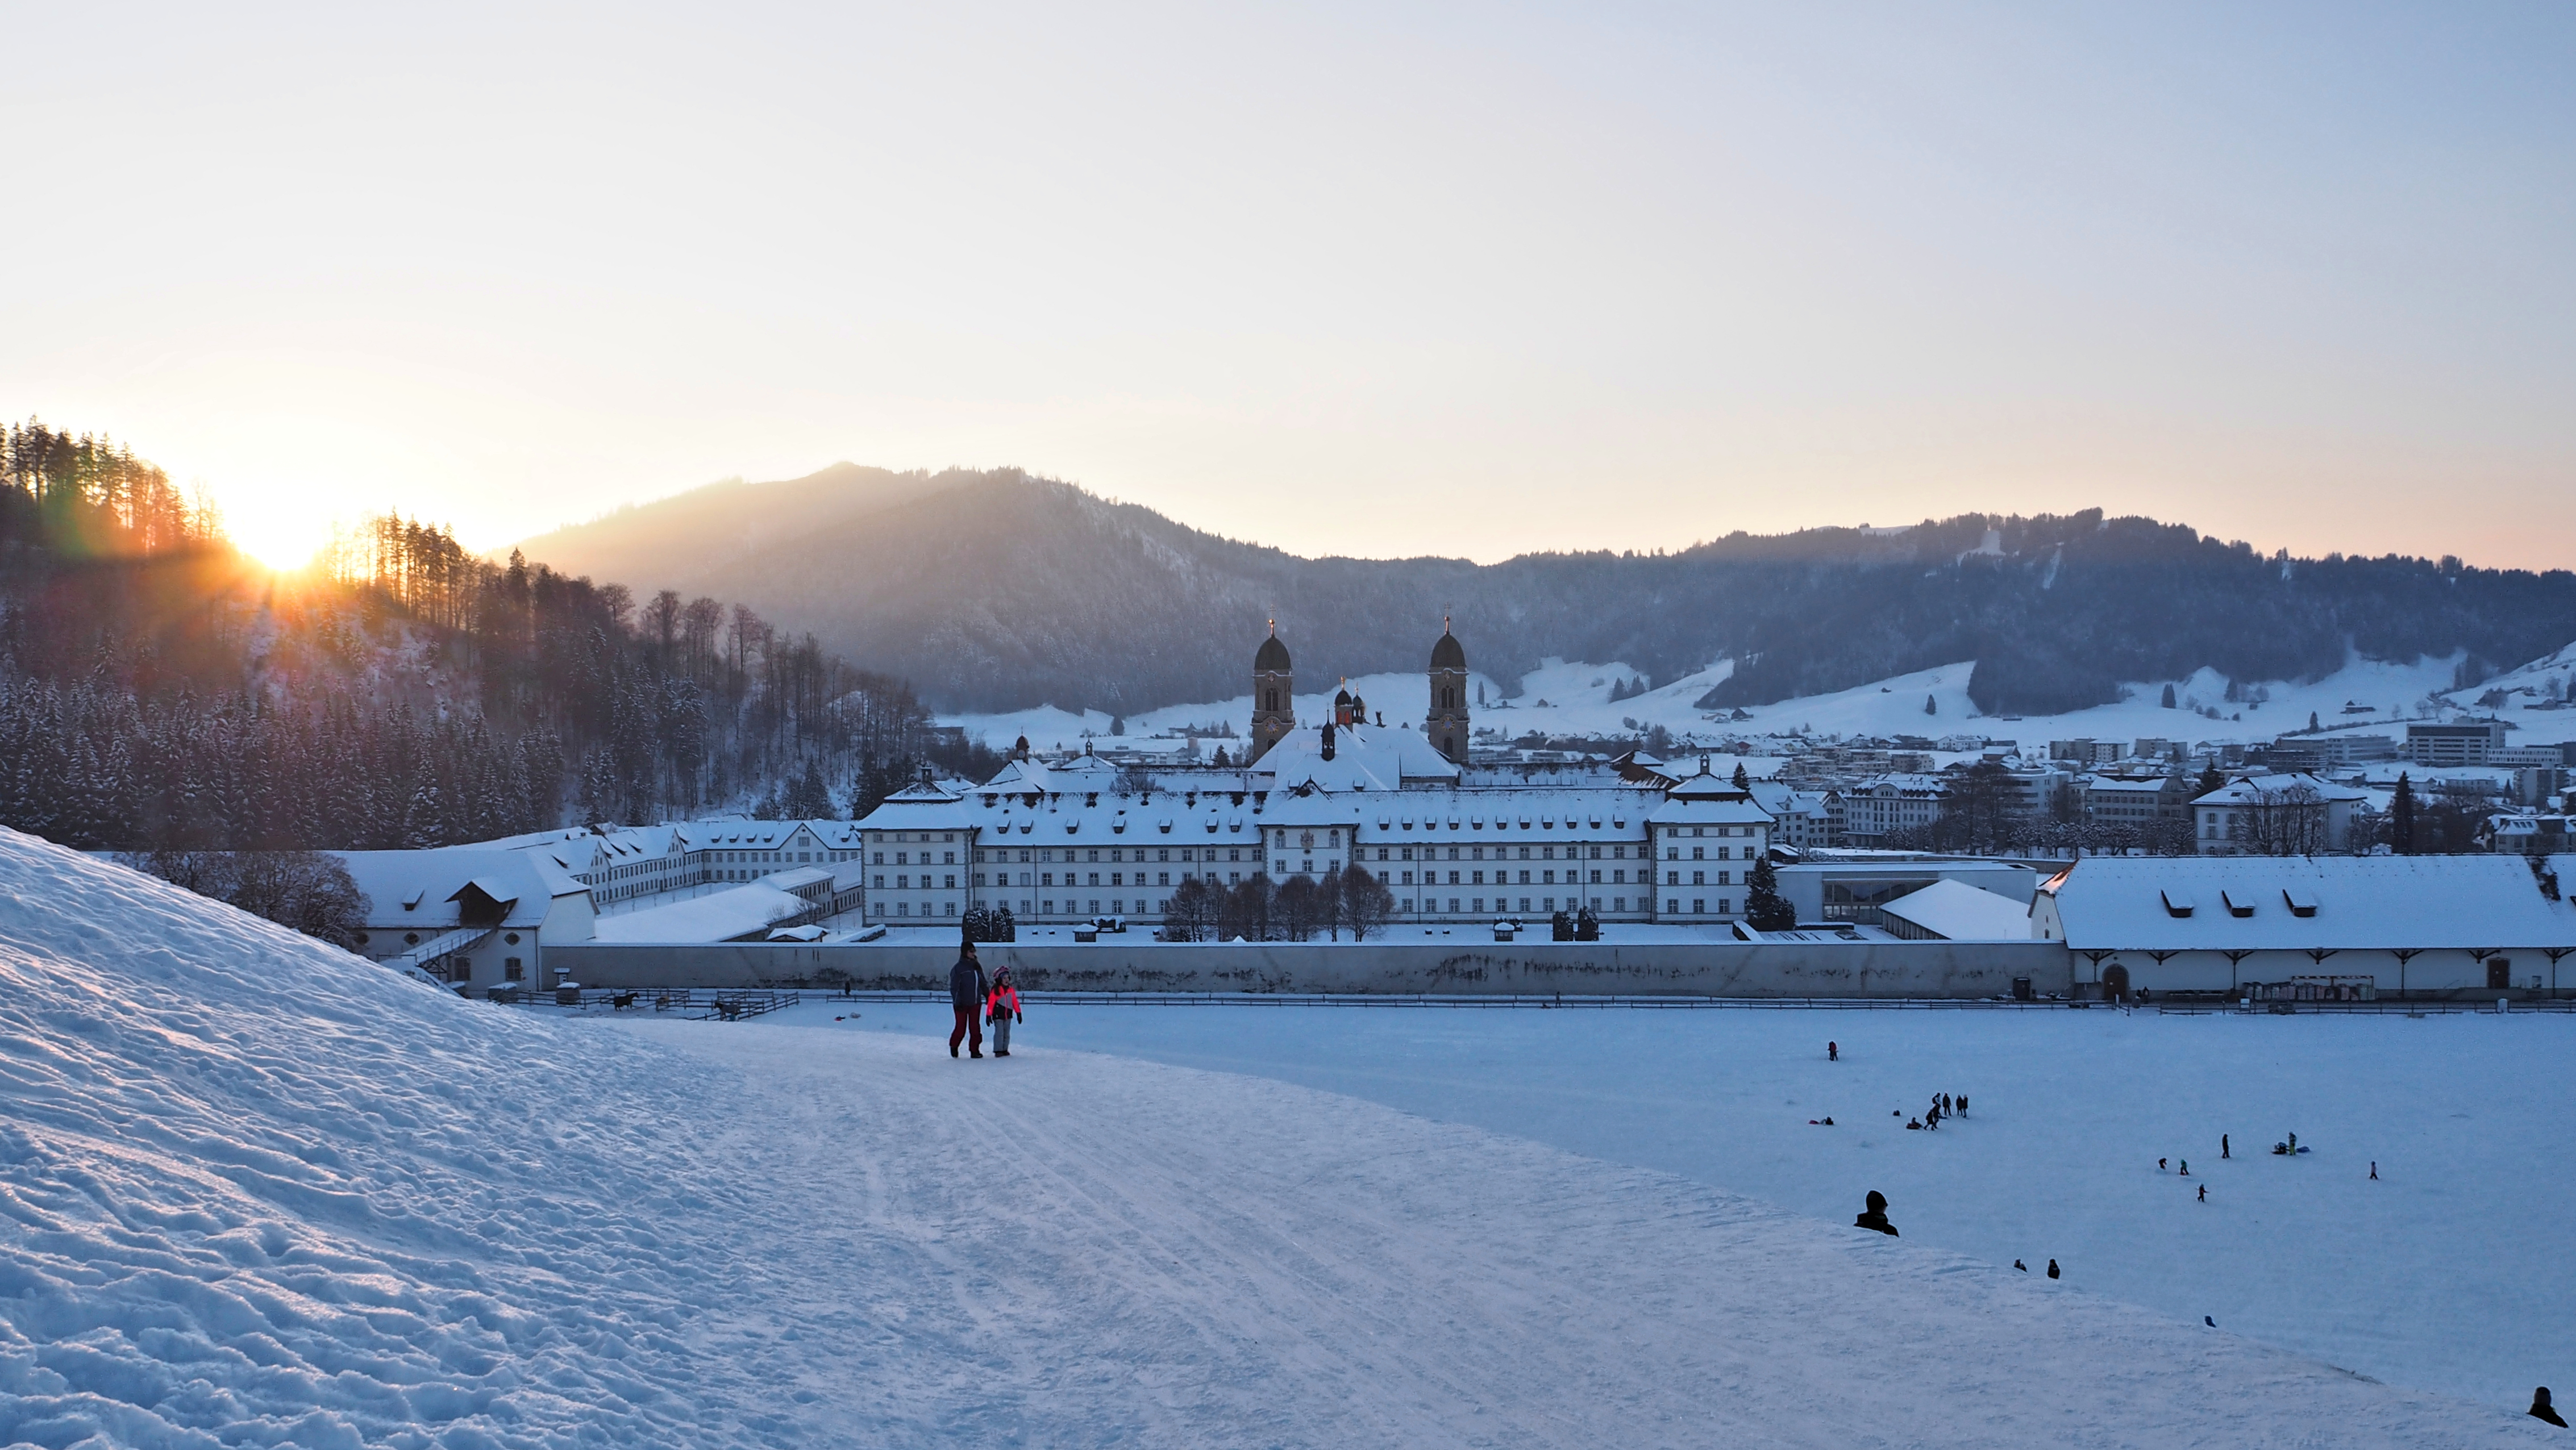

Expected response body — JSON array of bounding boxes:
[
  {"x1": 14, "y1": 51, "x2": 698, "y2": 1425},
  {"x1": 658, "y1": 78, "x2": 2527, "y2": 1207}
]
[
  {"x1": 2283, "y1": 888, "x2": 2319, "y2": 918},
  {"x1": 2160, "y1": 889, "x2": 2194, "y2": 918}
]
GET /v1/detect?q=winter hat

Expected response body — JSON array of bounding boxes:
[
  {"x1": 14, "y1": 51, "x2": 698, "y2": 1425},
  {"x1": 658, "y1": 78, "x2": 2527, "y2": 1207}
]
[{"x1": 1865, "y1": 1190, "x2": 1888, "y2": 1213}]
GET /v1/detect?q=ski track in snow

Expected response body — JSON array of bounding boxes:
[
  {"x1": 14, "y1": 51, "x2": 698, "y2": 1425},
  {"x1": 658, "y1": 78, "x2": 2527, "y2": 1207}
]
[{"x1": 0, "y1": 828, "x2": 2554, "y2": 1447}]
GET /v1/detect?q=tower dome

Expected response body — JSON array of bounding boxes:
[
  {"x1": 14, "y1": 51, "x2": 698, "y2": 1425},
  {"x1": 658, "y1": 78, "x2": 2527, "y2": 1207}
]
[
  {"x1": 1251, "y1": 621, "x2": 1295, "y2": 764},
  {"x1": 1425, "y1": 617, "x2": 1470, "y2": 764}
]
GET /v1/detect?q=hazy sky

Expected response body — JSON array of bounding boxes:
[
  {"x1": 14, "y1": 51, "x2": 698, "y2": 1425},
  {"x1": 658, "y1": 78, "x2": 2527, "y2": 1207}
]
[{"x1": 7, "y1": 2, "x2": 2571, "y2": 570}]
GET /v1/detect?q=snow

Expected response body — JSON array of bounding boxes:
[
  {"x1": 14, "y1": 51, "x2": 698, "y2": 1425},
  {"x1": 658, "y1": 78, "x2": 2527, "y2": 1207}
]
[
  {"x1": 589, "y1": 880, "x2": 811, "y2": 941},
  {"x1": 823, "y1": 997, "x2": 2576, "y2": 1419},
  {"x1": 1878, "y1": 878, "x2": 2037, "y2": 940},
  {"x1": 2440, "y1": 639, "x2": 2576, "y2": 745},
  {"x1": 0, "y1": 828, "x2": 2553, "y2": 1445},
  {"x1": 943, "y1": 641, "x2": 2572, "y2": 759}
]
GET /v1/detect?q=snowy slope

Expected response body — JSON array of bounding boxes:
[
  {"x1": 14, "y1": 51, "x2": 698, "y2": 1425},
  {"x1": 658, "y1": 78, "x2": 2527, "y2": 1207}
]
[
  {"x1": 0, "y1": 830, "x2": 2547, "y2": 1446},
  {"x1": 944, "y1": 648, "x2": 2508, "y2": 756},
  {"x1": 2438, "y1": 638, "x2": 2576, "y2": 746}
]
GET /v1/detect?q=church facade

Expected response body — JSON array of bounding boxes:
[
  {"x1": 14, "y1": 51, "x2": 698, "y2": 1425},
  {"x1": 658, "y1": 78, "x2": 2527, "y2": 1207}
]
[{"x1": 855, "y1": 624, "x2": 1779, "y2": 931}]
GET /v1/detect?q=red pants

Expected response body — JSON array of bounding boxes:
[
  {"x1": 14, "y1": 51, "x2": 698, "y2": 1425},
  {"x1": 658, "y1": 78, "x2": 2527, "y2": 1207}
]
[{"x1": 950, "y1": 1005, "x2": 982, "y2": 1053}]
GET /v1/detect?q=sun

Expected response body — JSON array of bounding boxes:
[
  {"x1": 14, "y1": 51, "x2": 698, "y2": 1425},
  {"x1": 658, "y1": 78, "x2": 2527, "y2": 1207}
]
[{"x1": 220, "y1": 495, "x2": 334, "y2": 573}]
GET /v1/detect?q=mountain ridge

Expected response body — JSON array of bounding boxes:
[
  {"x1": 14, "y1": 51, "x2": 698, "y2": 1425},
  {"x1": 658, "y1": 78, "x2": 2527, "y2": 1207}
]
[{"x1": 513, "y1": 468, "x2": 2576, "y2": 719}]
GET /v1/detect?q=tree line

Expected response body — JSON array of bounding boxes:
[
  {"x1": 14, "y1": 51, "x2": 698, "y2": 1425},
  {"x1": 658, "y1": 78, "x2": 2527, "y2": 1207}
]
[
  {"x1": 1157, "y1": 867, "x2": 1399, "y2": 942},
  {"x1": 0, "y1": 420, "x2": 986, "y2": 855}
]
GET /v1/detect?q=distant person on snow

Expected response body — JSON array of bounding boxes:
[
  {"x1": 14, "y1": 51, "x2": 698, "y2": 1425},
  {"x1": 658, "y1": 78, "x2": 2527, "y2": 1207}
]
[
  {"x1": 2046, "y1": 1259, "x2": 2061, "y2": 1280},
  {"x1": 1956, "y1": 1095, "x2": 1966, "y2": 1116},
  {"x1": 2532, "y1": 1387, "x2": 2567, "y2": 1427},
  {"x1": 2198, "y1": 1185, "x2": 2207, "y2": 1202},
  {"x1": 2179, "y1": 1159, "x2": 2188, "y2": 1176},
  {"x1": 2014, "y1": 1260, "x2": 2027, "y2": 1272},
  {"x1": 1854, "y1": 1190, "x2": 1898, "y2": 1237},
  {"x1": 986, "y1": 965, "x2": 1023, "y2": 1057},
  {"x1": 2223, "y1": 1134, "x2": 2230, "y2": 1160},
  {"x1": 1828, "y1": 1041, "x2": 1838, "y2": 1061},
  {"x1": 2159, "y1": 1158, "x2": 2169, "y2": 1172},
  {"x1": 948, "y1": 941, "x2": 987, "y2": 1059}
]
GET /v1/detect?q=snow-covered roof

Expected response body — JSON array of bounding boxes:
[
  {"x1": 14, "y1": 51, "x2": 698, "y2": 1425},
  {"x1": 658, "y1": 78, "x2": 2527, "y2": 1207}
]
[
  {"x1": 1746, "y1": 781, "x2": 1826, "y2": 816},
  {"x1": 671, "y1": 819, "x2": 857, "y2": 851},
  {"x1": 982, "y1": 757, "x2": 1060, "y2": 794},
  {"x1": 2191, "y1": 773, "x2": 2369, "y2": 807},
  {"x1": 332, "y1": 849, "x2": 588, "y2": 931},
  {"x1": 1252, "y1": 721, "x2": 1460, "y2": 792},
  {"x1": 2082, "y1": 774, "x2": 2183, "y2": 796},
  {"x1": 977, "y1": 789, "x2": 1261, "y2": 846},
  {"x1": 1879, "y1": 879, "x2": 2036, "y2": 941},
  {"x1": 858, "y1": 782, "x2": 977, "y2": 834},
  {"x1": 589, "y1": 884, "x2": 813, "y2": 943},
  {"x1": 1836, "y1": 774, "x2": 1951, "y2": 798},
  {"x1": 2040, "y1": 856, "x2": 2576, "y2": 951}
]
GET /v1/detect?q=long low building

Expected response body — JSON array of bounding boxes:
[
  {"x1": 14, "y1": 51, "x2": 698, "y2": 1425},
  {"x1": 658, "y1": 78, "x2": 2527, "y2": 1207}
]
[{"x1": 2032, "y1": 854, "x2": 2576, "y2": 998}]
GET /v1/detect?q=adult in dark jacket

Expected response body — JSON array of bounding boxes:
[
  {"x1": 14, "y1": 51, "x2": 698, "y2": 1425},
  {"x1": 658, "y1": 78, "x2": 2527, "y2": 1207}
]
[
  {"x1": 2533, "y1": 1386, "x2": 2567, "y2": 1427},
  {"x1": 948, "y1": 942, "x2": 987, "y2": 1058},
  {"x1": 1854, "y1": 1190, "x2": 1898, "y2": 1237}
]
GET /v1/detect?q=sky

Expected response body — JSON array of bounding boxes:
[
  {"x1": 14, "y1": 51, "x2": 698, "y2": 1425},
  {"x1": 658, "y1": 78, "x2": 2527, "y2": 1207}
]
[{"x1": 5, "y1": 2, "x2": 2571, "y2": 572}]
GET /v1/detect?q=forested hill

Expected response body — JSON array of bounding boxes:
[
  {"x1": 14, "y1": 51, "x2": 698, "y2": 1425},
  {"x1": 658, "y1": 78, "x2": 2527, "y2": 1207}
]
[
  {"x1": 0, "y1": 422, "x2": 976, "y2": 852},
  {"x1": 519, "y1": 468, "x2": 2576, "y2": 716}
]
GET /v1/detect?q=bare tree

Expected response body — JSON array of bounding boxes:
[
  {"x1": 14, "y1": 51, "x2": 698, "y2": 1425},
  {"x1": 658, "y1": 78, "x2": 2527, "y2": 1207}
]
[
  {"x1": 1338, "y1": 865, "x2": 1395, "y2": 941},
  {"x1": 1274, "y1": 874, "x2": 1321, "y2": 941},
  {"x1": 1160, "y1": 876, "x2": 1216, "y2": 941}
]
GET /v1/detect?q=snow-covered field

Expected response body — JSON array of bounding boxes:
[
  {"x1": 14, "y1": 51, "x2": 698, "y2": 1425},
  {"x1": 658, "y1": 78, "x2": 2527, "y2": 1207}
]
[
  {"x1": 944, "y1": 642, "x2": 2576, "y2": 756},
  {"x1": 826, "y1": 998, "x2": 2576, "y2": 1410},
  {"x1": 0, "y1": 829, "x2": 2558, "y2": 1445}
]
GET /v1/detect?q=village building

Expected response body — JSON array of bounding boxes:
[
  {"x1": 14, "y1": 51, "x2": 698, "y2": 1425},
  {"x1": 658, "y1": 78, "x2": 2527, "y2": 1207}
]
[
  {"x1": 1828, "y1": 774, "x2": 1949, "y2": 848},
  {"x1": 2032, "y1": 854, "x2": 2576, "y2": 999},
  {"x1": 334, "y1": 848, "x2": 596, "y2": 991},
  {"x1": 2190, "y1": 772, "x2": 2369, "y2": 854}
]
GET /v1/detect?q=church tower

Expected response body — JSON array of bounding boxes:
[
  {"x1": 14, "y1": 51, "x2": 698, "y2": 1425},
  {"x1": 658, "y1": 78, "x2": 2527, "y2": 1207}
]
[
  {"x1": 1426, "y1": 619, "x2": 1469, "y2": 764},
  {"x1": 1251, "y1": 622, "x2": 1295, "y2": 763}
]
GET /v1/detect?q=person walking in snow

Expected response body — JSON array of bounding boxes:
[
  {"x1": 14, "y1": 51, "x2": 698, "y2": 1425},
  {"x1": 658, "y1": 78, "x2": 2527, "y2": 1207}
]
[
  {"x1": 948, "y1": 941, "x2": 988, "y2": 1059},
  {"x1": 2046, "y1": 1259, "x2": 2061, "y2": 1280},
  {"x1": 2532, "y1": 1387, "x2": 2567, "y2": 1427},
  {"x1": 986, "y1": 965, "x2": 1023, "y2": 1057},
  {"x1": 2198, "y1": 1185, "x2": 2207, "y2": 1202},
  {"x1": 1854, "y1": 1190, "x2": 1898, "y2": 1237},
  {"x1": 2222, "y1": 1133, "x2": 2230, "y2": 1160},
  {"x1": 1828, "y1": 1041, "x2": 1838, "y2": 1061}
]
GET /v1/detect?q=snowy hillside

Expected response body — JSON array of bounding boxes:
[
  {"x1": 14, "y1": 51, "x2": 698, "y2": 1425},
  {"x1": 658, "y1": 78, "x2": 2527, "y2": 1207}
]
[
  {"x1": 945, "y1": 645, "x2": 2574, "y2": 759},
  {"x1": 0, "y1": 830, "x2": 2546, "y2": 1445}
]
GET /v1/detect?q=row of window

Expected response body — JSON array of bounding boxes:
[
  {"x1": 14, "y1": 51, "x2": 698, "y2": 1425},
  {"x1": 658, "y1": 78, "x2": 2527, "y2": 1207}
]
[
  {"x1": 972, "y1": 846, "x2": 1263, "y2": 864},
  {"x1": 984, "y1": 895, "x2": 1659, "y2": 919},
  {"x1": 1399, "y1": 867, "x2": 1661, "y2": 886}
]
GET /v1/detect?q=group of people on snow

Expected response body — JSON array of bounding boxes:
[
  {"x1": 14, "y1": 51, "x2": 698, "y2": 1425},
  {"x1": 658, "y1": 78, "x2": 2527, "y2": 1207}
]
[
  {"x1": 946, "y1": 940, "x2": 1025, "y2": 1059},
  {"x1": 1903, "y1": 1091, "x2": 1965, "y2": 1131}
]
